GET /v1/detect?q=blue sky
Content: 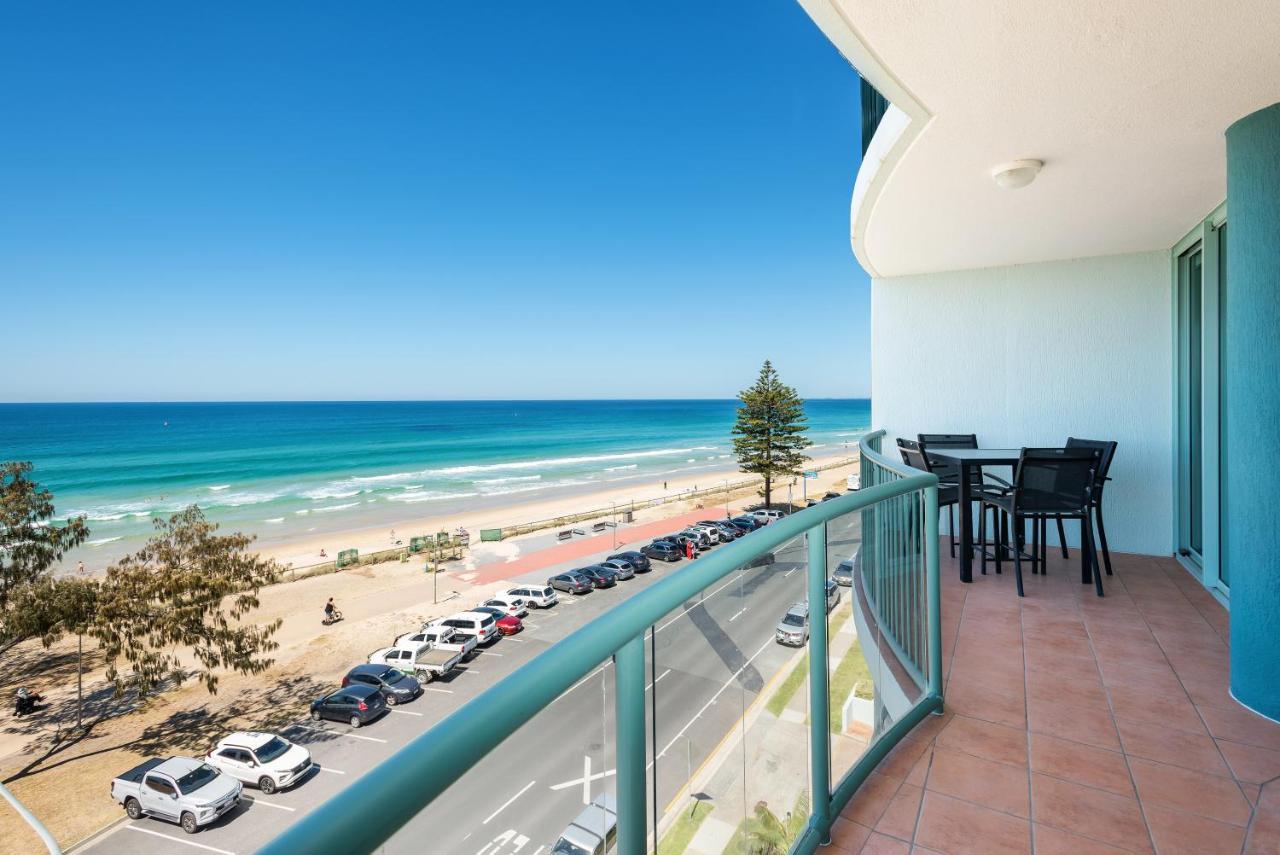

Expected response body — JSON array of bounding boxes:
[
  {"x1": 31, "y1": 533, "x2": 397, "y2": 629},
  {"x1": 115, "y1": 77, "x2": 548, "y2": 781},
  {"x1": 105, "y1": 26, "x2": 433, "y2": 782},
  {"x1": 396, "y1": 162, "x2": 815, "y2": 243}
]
[{"x1": 1, "y1": 1, "x2": 869, "y2": 402}]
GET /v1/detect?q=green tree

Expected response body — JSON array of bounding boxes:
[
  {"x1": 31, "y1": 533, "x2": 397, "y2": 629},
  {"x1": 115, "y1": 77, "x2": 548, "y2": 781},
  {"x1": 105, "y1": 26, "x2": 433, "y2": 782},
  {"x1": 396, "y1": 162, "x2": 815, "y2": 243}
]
[
  {"x1": 0, "y1": 461, "x2": 89, "y2": 609},
  {"x1": 741, "y1": 801, "x2": 788, "y2": 855},
  {"x1": 731, "y1": 361, "x2": 811, "y2": 508},
  {"x1": 7, "y1": 576, "x2": 99, "y2": 726},
  {"x1": 93, "y1": 506, "x2": 283, "y2": 699}
]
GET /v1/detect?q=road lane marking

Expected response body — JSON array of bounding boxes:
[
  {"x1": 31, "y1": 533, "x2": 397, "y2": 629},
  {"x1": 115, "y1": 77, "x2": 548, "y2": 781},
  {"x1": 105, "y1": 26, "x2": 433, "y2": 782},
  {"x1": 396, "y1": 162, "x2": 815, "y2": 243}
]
[
  {"x1": 316, "y1": 766, "x2": 346, "y2": 775},
  {"x1": 484, "y1": 652, "x2": 505, "y2": 657},
  {"x1": 646, "y1": 669, "x2": 672, "y2": 692},
  {"x1": 125, "y1": 826, "x2": 235, "y2": 854},
  {"x1": 462, "y1": 668, "x2": 481, "y2": 674},
  {"x1": 244, "y1": 796, "x2": 295, "y2": 812},
  {"x1": 729, "y1": 607, "x2": 747, "y2": 622},
  {"x1": 425, "y1": 686, "x2": 454, "y2": 694},
  {"x1": 391, "y1": 708, "x2": 424, "y2": 716},
  {"x1": 653, "y1": 635, "x2": 775, "y2": 762},
  {"x1": 654, "y1": 572, "x2": 742, "y2": 633},
  {"x1": 289, "y1": 723, "x2": 387, "y2": 744},
  {"x1": 549, "y1": 756, "x2": 616, "y2": 803},
  {"x1": 783, "y1": 568, "x2": 796, "y2": 578},
  {"x1": 562, "y1": 663, "x2": 610, "y2": 697},
  {"x1": 483, "y1": 779, "x2": 537, "y2": 824}
]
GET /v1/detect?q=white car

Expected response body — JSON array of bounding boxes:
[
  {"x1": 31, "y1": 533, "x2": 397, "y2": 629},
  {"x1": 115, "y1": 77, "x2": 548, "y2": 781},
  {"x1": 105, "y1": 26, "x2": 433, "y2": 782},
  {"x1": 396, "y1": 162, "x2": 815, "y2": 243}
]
[
  {"x1": 398, "y1": 625, "x2": 477, "y2": 659},
  {"x1": 431, "y1": 611, "x2": 501, "y2": 644},
  {"x1": 206, "y1": 732, "x2": 312, "y2": 795},
  {"x1": 506, "y1": 584, "x2": 559, "y2": 608},
  {"x1": 479, "y1": 595, "x2": 528, "y2": 618},
  {"x1": 751, "y1": 509, "x2": 786, "y2": 524},
  {"x1": 687, "y1": 523, "x2": 722, "y2": 544}
]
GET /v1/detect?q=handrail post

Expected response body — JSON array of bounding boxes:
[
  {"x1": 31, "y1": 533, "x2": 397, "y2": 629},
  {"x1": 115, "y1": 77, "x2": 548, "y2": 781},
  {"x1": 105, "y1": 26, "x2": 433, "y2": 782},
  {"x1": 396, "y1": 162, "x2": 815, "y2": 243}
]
[
  {"x1": 806, "y1": 524, "x2": 832, "y2": 842},
  {"x1": 924, "y1": 484, "x2": 943, "y2": 703},
  {"x1": 614, "y1": 635, "x2": 647, "y2": 855}
]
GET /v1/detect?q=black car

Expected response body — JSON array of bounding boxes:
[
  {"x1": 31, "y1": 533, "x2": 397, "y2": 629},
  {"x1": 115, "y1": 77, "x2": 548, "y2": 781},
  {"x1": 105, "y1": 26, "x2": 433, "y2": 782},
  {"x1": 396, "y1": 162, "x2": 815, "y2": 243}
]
[
  {"x1": 311, "y1": 683, "x2": 386, "y2": 727},
  {"x1": 730, "y1": 516, "x2": 763, "y2": 531},
  {"x1": 342, "y1": 664, "x2": 421, "y2": 705},
  {"x1": 577, "y1": 566, "x2": 617, "y2": 588},
  {"x1": 641, "y1": 541, "x2": 683, "y2": 562},
  {"x1": 548, "y1": 571, "x2": 593, "y2": 594},
  {"x1": 608, "y1": 551, "x2": 651, "y2": 572},
  {"x1": 822, "y1": 491, "x2": 842, "y2": 502}
]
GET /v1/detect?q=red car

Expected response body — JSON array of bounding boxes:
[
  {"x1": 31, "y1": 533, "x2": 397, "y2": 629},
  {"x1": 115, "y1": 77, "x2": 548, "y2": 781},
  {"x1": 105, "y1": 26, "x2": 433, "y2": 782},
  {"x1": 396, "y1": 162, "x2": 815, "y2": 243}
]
[{"x1": 473, "y1": 606, "x2": 522, "y2": 635}]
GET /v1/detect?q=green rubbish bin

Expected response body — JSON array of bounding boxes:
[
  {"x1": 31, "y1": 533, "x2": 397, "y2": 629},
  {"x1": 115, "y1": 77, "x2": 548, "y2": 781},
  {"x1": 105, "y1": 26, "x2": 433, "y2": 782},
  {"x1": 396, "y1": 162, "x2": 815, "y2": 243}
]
[{"x1": 336, "y1": 549, "x2": 359, "y2": 568}]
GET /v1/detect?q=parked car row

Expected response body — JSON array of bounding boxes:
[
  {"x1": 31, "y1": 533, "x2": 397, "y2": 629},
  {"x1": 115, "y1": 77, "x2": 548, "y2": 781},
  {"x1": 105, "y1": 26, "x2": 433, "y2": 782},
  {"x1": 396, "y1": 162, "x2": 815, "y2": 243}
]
[{"x1": 639, "y1": 509, "x2": 785, "y2": 564}]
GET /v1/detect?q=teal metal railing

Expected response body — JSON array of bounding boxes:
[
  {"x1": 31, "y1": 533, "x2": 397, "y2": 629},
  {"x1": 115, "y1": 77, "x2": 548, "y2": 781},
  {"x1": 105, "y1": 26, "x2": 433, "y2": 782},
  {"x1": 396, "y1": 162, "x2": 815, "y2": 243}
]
[{"x1": 259, "y1": 430, "x2": 942, "y2": 855}]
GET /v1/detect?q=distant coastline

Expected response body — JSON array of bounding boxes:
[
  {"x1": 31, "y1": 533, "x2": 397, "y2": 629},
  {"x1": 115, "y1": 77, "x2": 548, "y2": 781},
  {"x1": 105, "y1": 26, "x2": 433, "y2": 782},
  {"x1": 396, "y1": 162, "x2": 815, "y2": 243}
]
[{"x1": 0, "y1": 399, "x2": 870, "y2": 569}]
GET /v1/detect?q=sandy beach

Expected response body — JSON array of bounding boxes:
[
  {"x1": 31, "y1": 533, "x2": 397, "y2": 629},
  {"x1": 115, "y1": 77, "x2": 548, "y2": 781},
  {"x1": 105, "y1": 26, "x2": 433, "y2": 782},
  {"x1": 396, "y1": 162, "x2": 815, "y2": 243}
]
[{"x1": 250, "y1": 451, "x2": 858, "y2": 571}]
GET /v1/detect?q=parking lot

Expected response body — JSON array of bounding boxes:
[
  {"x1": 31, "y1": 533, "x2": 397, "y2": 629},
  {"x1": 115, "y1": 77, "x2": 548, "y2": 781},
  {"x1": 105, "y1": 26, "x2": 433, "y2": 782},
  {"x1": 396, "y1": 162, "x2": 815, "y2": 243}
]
[{"x1": 79, "y1": 514, "x2": 858, "y2": 855}]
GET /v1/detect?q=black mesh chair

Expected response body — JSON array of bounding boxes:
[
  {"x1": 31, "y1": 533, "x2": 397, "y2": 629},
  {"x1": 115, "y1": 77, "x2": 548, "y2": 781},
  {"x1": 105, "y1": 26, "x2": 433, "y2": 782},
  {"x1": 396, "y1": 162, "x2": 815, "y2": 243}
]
[
  {"x1": 898, "y1": 438, "x2": 961, "y2": 557},
  {"x1": 980, "y1": 447, "x2": 1103, "y2": 597},
  {"x1": 1028, "y1": 439, "x2": 1118, "y2": 576},
  {"x1": 917, "y1": 434, "x2": 1012, "y2": 561}
]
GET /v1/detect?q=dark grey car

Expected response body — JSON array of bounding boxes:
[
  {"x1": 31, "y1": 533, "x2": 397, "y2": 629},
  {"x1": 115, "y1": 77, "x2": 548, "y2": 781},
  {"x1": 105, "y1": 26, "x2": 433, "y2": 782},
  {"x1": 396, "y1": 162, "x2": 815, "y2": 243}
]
[
  {"x1": 343, "y1": 664, "x2": 421, "y2": 705},
  {"x1": 608, "y1": 551, "x2": 651, "y2": 572},
  {"x1": 597, "y1": 560, "x2": 635, "y2": 580},
  {"x1": 310, "y1": 684, "x2": 386, "y2": 727}
]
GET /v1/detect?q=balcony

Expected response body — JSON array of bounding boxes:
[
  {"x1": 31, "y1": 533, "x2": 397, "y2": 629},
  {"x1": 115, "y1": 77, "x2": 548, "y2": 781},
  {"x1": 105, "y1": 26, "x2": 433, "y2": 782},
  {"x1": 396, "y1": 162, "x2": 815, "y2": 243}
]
[
  {"x1": 253, "y1": 431, "x2": 1280, "y2": 855},
  {"x1": 832, "y1": 546, "x2": 1280, "y2": 854}
]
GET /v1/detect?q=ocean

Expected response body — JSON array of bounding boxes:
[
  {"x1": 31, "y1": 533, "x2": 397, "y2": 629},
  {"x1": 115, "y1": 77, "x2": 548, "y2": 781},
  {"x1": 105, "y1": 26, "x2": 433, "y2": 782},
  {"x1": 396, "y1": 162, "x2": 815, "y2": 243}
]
[{"x1": 0, "y1": 399, "x2": 870, "y2": 566}]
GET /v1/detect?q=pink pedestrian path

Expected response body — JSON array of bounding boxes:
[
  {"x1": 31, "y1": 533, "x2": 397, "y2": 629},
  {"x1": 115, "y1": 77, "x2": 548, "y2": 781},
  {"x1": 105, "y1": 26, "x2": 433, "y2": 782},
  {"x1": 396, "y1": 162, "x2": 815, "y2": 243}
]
[{"x1": 468, "y1": 507, "x2": 733, "y2": 585}]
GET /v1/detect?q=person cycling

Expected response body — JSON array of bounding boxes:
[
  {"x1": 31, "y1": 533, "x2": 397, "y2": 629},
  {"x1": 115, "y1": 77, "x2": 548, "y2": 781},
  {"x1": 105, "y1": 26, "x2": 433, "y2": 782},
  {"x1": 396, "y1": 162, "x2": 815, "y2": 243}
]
[{"x1": 323, "y1": 598, "x2": 338, "y2": 623}]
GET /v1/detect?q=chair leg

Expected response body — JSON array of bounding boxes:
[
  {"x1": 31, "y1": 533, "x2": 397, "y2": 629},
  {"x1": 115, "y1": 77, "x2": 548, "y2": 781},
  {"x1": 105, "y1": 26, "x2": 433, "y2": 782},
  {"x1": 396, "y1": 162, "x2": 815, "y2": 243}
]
[
  {"x1": 994, "y1": 509, "x2": 1004, "y2": 576},
  {"x1": 1038, "y1": 518, "x2": 1048, "y2": 573},
  {"x1": 949, "y1": 505, "x2": 957, "y2": 559},
  {"x1": 979, "y1": 504, "x2": 988, "y2": 575},
  {"x1": 1031, "y1": 516, "x2": 1040, "y2": 575},
  {"x1": 1095, "y1": 500, "x2": 1113, "y2": 576},
  {"x1": 1084, "y1": 514, "x2": 1104, "y2": 597},
  {"x1": 1056, "y1": 517, "x2": 1069, "y2": 559},
  {"x1": 1013, "y1": 515, "x2": 1025, "y2": 597}
]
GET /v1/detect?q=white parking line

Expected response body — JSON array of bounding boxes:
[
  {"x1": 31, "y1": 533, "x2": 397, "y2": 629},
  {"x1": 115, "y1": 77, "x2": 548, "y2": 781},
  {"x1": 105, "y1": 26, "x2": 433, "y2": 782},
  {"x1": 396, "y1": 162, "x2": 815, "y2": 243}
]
[
  {"x1": 483, "y1": 779, "x2": 537, "y2": 824},
  {"x1": 484, "y1": 652, "x2": 505, "y2": 657},
  {"x1": 462, "y1": 668, "x2": 481, "y2": 675},
  {"x1": 317, "y1": 766, "x2": 346, "y2": 775},
  {"x1": 289, "y1": 723, "x2": 387, "y2": 744},
  {"x1": 783, "y1": 568, "x2": 796, "y2": 578},
  {"x1": 125, "y1": 825, "x2": 236, "y2": 854},
  {"x1": 539, "y1": 610, "x2": 562, "y2": 617},
  {"x1": 503, "y1": 636, "x2": 528, "y2": 643},
  {"x1": 245, "y1": 796, "x2": 295, "y2": 812},
  {"x1": 391, "y1": 708, "x2": 424, "y2": 716},
  {"x1": 522, "y1": 625, "x2": 538, "y2": 631},
  {"x1": 729, "y1": 607, "x2": 747, "y2": 622},
  {"x1": 425, "y1": 687, "x2": 453, "y2": 694}
]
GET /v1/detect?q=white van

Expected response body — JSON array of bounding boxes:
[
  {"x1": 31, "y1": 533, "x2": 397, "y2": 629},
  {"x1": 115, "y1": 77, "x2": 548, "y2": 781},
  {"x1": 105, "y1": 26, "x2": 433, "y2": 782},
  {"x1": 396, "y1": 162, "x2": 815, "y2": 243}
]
[
  {"x1": 432, "y1": 611, "x2": 499, "y2": 645},
  {"x1": 552, "y1": 793, "x2": 616, "y2": 855},
  {"x1": 507, "y1": 584, "x2": 559, "y2": 608}
]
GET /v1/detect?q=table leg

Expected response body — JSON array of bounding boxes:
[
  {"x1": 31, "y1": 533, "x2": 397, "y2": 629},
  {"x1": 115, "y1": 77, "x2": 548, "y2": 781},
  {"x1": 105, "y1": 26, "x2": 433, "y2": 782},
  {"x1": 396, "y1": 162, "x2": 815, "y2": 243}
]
[{"x1": 959, "y1": 465, "x2": 973, "y2": 583}]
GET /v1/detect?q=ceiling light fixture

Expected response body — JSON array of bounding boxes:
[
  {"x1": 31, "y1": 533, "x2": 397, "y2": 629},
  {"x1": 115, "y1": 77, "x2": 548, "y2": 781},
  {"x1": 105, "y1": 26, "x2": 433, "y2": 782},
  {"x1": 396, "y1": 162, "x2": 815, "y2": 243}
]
[{"x1": 991, "y1": 159, "x2": 1043, "y2": 190}]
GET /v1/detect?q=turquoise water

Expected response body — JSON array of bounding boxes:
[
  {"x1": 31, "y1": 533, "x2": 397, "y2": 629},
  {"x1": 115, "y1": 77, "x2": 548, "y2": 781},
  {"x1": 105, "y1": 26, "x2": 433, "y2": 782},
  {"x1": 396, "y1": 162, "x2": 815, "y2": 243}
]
[{"x1": 0, "y1": 399, "x2": 869, "y2": 564}]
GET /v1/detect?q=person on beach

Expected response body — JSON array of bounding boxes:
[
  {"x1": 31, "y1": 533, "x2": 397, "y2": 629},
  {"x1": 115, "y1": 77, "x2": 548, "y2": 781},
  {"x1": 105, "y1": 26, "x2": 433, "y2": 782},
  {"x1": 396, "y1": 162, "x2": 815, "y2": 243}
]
[
  {"x1": 319, "y1": 548, "x2": 327, "y2": 558},
  {"x1": 76, "y1": 560, "x2": 85, "y2": 575}
]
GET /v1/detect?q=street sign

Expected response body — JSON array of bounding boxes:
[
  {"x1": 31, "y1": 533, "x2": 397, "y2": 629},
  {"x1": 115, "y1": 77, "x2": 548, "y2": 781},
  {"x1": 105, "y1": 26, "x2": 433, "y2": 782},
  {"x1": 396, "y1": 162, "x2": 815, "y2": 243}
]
[{"x1": 803, "y1": 470, "x2": 818, "y2": 479}]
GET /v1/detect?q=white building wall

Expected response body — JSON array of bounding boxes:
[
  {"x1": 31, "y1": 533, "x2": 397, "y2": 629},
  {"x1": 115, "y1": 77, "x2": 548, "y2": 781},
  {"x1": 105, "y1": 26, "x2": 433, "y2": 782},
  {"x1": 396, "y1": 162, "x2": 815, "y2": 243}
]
[{"x1": 871, "y1": 251, "x2": 1174, "y2": 556}]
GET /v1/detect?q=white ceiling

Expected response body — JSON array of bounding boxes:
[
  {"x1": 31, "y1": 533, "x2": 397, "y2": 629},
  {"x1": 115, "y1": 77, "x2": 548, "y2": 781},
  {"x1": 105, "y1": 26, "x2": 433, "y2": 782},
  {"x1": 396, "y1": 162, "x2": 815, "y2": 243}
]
[{"x1": 803, "y1": 0, "x2": 1280, "y2": 278}]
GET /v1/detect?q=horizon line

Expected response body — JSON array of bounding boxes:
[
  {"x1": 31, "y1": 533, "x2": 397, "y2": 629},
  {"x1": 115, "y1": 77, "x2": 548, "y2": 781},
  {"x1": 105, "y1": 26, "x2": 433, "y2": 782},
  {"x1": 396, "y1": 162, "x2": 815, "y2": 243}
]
[{"x1": 0, "y1": 396, "x2": 870, "y2": 406}]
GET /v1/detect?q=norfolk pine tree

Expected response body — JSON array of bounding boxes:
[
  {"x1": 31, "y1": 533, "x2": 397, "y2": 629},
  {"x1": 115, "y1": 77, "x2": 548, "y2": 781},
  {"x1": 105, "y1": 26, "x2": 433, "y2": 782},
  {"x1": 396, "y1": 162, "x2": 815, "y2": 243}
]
[{"x1": 731, "y1": 361, "x2": 811, "y2": 509}]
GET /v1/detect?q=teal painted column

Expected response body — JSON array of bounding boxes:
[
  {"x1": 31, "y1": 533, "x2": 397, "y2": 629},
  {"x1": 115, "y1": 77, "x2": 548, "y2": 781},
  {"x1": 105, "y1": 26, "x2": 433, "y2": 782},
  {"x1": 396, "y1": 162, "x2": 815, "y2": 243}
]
[
  {"x1": 807, "y1": 525, "x2": 832, "y2": 842},
  {"x1": 613, "y1": 635, "x2": 647, "y2": 855},
  {"x1": 1225, "y1": 101, "x2": 1280, "y2": 720}
]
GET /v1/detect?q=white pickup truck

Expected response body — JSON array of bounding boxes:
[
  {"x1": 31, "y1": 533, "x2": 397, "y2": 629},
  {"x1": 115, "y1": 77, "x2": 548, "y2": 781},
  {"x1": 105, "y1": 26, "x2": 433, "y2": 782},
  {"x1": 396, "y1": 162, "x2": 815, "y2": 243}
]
[
  {"x1": 368, "y1": 639, "x2": 462, "y2": 682},
  {"x1": 396, "y1": 624, "x2": 478, "y2": 659},
  {"x1": 111, "y1": 757, "x2": 242, "y2": 834}
]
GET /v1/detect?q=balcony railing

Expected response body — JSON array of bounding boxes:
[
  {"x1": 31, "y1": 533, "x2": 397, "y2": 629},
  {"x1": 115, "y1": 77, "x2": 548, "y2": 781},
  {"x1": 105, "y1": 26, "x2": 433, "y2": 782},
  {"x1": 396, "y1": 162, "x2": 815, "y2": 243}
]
[{"x1": 260, "y1": 430, "x2": 942, "y2": 855}]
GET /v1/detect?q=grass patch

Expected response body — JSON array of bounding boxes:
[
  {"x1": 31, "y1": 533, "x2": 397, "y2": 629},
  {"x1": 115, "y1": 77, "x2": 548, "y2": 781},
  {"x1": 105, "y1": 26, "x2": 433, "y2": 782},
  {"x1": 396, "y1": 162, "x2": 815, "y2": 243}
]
[
  {"x1": 657, "y1": 799, "x2": 713, "y2": 855},
  {"x1": 765, "y1": 651, "x2": 808, "y2": 717},
  {"x1": 828, "y1": 638, "x2": 874, "y2": 733}
]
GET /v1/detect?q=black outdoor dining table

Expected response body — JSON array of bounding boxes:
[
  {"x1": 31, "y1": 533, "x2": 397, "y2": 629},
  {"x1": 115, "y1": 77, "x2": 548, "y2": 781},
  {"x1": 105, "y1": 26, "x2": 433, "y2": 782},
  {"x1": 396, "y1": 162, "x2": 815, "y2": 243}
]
[{"x1": 927, "y1": 448, "x2": 1020, "y2": 583}]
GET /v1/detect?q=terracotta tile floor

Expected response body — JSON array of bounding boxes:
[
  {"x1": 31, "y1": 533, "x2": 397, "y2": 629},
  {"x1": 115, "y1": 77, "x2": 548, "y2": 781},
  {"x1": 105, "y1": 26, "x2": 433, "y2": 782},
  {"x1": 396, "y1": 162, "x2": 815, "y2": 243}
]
[{"x1": 835, "y1": 546, "x2": 1280, "y2": 854}]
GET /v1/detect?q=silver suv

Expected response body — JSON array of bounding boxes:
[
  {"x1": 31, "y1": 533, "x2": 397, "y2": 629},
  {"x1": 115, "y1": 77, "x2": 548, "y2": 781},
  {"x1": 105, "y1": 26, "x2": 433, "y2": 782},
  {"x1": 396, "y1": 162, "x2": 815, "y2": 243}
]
[{"x1": 774, "y1": 581, "x2": 841, "y2": 646}]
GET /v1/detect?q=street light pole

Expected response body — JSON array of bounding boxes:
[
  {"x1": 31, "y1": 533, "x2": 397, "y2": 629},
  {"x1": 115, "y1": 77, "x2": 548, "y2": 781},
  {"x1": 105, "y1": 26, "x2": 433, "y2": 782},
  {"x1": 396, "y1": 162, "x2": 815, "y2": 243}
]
[
  {"x1": 723, "y1": 479, "x2": 729, "y2": 519},
  {"x1": 611, "y1": 502, "x2": 617, "y2": 549}
]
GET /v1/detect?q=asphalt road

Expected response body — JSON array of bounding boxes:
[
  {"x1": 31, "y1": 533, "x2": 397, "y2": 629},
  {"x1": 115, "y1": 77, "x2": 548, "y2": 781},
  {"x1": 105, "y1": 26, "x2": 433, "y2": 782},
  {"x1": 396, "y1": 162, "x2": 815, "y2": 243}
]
[{"x1": 79, "y1": 518, "x2": 859, "y2": 855}]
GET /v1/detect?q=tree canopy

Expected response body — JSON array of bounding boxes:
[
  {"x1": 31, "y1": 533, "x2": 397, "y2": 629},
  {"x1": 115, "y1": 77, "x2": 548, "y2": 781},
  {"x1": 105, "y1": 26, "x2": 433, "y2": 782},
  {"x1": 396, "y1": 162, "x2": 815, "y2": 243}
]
[
  {"x1": 0, "y1": 461, "x2": 88, "y2": 609},
  {"x1": 731, "y1": 361, "x2": 811, "y2": 508}
]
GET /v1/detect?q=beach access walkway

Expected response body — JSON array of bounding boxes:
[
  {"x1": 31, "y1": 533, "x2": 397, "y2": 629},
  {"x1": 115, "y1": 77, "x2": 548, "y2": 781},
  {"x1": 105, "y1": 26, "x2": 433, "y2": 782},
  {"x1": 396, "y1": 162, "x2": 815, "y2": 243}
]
[{"x1": 464, "y1": 507, "x2": 734, "y2": 585}]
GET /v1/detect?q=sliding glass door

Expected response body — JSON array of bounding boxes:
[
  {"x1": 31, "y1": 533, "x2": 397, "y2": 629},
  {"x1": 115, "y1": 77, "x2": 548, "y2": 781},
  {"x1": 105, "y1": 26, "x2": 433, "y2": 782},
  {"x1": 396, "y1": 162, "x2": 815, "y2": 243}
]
[{"x1": 1175, "y1": 207, "x2": 1226, "y2": 595}]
